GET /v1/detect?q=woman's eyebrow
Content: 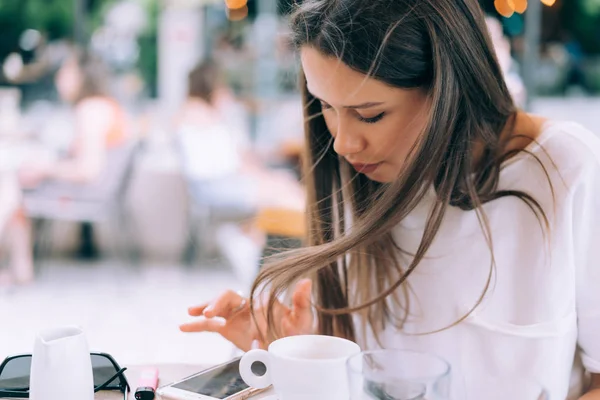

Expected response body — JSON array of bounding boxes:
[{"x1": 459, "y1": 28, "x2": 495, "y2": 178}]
[{"x1": 308, "y1": 90, "x2": 384, "y2": 109}]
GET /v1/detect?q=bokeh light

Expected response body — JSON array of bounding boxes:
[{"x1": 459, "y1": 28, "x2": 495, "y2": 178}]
[
  {"x1": 513, "y1": 0, "x2": 528, "y2": 14},
  {"x1": 495, "y1": 0, "x2": 515, "y2": 17},
  {"x1": 495, "y1": 0, "x2": 555, "y2": 16},
  {"x1": 225, "y1": 0, "x2": 248, "y2": 10}
]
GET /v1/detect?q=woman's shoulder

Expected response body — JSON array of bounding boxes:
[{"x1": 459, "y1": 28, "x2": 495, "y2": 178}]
[
  {"x1": 508, "y1": 120, "x2": 600, "y2": 183},
  {"x1": 538, "y1": 120, "x2": 599, "y2": 159}
]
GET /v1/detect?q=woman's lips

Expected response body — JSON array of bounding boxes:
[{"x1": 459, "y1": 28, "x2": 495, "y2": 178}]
[{"x1": 350, "y1": 162, "x2": 381, "y2": 174}]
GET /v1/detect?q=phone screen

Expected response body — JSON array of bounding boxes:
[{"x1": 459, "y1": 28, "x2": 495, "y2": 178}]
[{"x1": 172, "y1": 358, "x2": 259, "y2": 399}]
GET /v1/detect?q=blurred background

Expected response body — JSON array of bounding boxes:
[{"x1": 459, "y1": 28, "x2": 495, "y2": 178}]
[{"x1": 0, "y1": 0, "x2": 598, "y2": 367}]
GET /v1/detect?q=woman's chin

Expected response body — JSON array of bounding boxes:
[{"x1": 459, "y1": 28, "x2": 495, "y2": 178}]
[{"x1": 362, "y1": 169, "x2": 393, "y2": 183}]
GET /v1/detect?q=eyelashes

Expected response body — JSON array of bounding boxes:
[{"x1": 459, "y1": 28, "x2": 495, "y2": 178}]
[
  {"x1": 320, "y1": 102, "x2": 386, "y2": 124},
  {"x1": 358, "y1": 112, "x2": 385, "y2": 124}
]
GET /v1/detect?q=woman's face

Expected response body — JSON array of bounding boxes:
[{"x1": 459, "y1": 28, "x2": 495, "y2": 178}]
[
  {"x1": 301, "y1": 47, "x2": 430, "y2": 183},
  {"x1": 55, "y1": 58, "x2": 82, "y2": 103}
]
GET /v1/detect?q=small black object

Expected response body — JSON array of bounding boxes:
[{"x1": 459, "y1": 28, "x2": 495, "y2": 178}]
[{"x1": 135, "y1": 387, "x2": 156, "y2": 400}]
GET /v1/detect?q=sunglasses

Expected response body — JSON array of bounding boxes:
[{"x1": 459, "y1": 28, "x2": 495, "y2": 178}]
[{"x1": 0, "y1": 352, "x2": 130, "y2": 399}]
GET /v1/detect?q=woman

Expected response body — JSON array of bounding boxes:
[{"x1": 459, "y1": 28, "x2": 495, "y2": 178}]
[
  {"x1": 180, "y1": 0, "x2": 600, "y2": 398},
  {"x1": 485, "y1": 16, "x2": 526, "y2": 107},
  {"x1": 176, "y1": 59, "x2": 257, "y2": 196},
  {"x1": 177, "y1": 60, "x2": 304, "y2": 284},
  {"x1": 18, "y1": 50, "x2": 127, "y2": 259},
  {"x1": 20, "y1": 50, "x2": 126, "y2": 186}
]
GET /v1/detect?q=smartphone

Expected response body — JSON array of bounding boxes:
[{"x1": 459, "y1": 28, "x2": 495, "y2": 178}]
[{"x1": 157, "y1": 357, "x2": 269, "y2": 400}]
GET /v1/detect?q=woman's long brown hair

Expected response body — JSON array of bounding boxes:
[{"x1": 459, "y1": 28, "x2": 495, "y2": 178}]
[
  {"x1": 251, "y1": 0, "x2": 550, "y2": 344},
  {"x1": 66, "y1": 50, "x2": 110, "y2": 104}
]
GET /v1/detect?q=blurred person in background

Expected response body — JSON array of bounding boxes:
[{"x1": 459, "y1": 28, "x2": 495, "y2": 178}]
[
  {"x1": 486, "y1": 16, "x2": 527, "y2": 107},
  {"x1": 179, "y1": 59, "x2": 253, "y2": 166},
  {"x1": 16, "y1": 50, "x2": 128, "y2": 259},
  {"x1": 0, "y1": 174, "x2": 33, "y2": 286},
  {"x1": 176, "y1": 59, "x2": 304, "y2": 285}
]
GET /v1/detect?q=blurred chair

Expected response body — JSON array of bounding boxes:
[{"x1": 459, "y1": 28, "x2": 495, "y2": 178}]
[
  {"x1": 276, "y1": 138, "x2": 305, "y2": 180},
  {"x1": 175, "y1": 126, "x2": 306, "y2": 267},
  {"x1": 256, "y1": 206, "x2": 305, "y2": 267},
  {"x1": 23, "y1": 140, "x2": 141, "y2": 265},
  {"x1": 175, "y1": 134, "x2": 221, "y2": 265},
  {"x1": 179, "y1": 179, "x2": 212, "y2": 266},
  {"x1": 176, "y1": 139, "x2": 252, "y2": 266}
]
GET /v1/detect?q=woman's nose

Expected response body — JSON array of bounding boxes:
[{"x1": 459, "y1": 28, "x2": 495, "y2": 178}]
[{"x1": 332, "y1": 123, "x2": 366, "y2": 157}]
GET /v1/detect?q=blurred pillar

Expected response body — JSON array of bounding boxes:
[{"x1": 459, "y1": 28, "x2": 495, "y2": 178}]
[
  {"x1": 251, "y1": 0, "x2": 280, "y2": 142},
  {"x1": 523, "y1": 0, "x2": 542, "y2": 110},
  {"x1": 158, "y1": 3, "x2": 205, "y2": 115},
  {"x1": 258, "y1": 0, "x2": 278, "y2": 14},
  {"x1": 73, "y1": 0, "x2": 87, "y2": 46},
  {"x1": 254, "y1": 0, "x2": 279, "y2": 99},
  {"x1": 202, "y1": 6, "x2": 212, "y2": 60},
  {"x1": 200, "y1": 3, "x2": 222, "y2": 60}
]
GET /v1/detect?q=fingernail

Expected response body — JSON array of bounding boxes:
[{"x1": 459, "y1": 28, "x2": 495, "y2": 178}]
[
  {"x1": 251, "y1": 340, "x2": 260, "y2": 350},
  {"x1": 203, "y1": 304, "x2": 214, "y2": 315}
]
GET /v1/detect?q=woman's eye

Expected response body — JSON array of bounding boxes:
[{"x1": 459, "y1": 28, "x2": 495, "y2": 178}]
[{"x1": 358, "y1": 112, "x2": 386, "y2": 124}]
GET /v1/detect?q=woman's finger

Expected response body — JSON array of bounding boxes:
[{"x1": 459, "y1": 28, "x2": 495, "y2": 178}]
[
  {"x1": 204, "y1": 290, "x2": 247, "y2": 319},
  {"x1": 179, "y1": 317, "x2": 226, "y2": 333},
  {"x1": 188, "y1": 304, "x2": 209, "y2": 317}
]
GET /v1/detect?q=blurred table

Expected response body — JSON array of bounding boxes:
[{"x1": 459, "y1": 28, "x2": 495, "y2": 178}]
[
  {"x1": 256, "y1": 207, "x2": 305, "y2": 239},
  {"x1": 98, "y1": 364, "x2": 274, "y2": 399},
  {"x1": 0, "y1": 139, "x2": 55, "y2": 173}
]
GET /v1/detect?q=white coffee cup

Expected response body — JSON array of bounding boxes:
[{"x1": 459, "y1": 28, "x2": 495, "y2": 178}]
[
  {"x1": 239, "y1": 335, "x2": 361, "y2": 400},
  {"x1": 29, "y1": 326, "x2": 94, "y2": 400}
]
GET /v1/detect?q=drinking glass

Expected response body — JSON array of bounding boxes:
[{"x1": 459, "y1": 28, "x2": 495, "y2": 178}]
[{"x1": 347, "y1": 349, "x2": 451, "y2": 400}]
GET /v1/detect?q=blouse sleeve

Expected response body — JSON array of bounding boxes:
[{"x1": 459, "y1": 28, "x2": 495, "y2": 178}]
[{"x1": 575, "y1": 155, "x2": 600, "y2": 373}]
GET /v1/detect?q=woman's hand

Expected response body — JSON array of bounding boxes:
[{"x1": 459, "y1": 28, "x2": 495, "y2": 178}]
[
  {"x1": 579, "y1": 374, "x2": 600, "y2": 399},
  {"x1": 580, "y1": 389, "x2": 600, "y2": 400},
  {"x1": 180, "y1": 279, "x2": 314, "y2": 351}
]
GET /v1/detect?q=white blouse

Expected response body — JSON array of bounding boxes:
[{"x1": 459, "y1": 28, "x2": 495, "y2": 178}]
[{"x1": 366, "y1": 121, "x2": 600, "y2": 399}]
